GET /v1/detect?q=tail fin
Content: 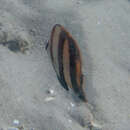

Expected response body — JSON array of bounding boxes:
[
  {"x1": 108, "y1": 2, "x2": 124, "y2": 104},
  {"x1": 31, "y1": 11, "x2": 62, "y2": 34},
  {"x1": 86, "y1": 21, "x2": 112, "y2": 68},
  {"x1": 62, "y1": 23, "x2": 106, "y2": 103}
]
[{"x1": 79, "y1": 74, "x2": 87, "y2": 102}]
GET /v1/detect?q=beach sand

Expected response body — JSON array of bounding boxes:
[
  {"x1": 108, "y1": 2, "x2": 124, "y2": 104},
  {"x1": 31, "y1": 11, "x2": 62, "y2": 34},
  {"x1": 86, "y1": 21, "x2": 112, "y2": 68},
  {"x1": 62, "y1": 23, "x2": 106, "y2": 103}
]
[{"x1": 0, "y1": 0, "x2": 130, "y2": 129}]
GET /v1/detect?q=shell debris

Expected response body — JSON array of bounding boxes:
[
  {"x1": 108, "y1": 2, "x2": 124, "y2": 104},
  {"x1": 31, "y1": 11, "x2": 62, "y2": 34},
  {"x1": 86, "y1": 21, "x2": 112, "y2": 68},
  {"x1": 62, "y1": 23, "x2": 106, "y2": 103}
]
[
  {"x1": 13, "y1": 120, "x2": 20, "y2": 126},
  {"x1": 44, "y1": 97, "x2": 55, "y2": 102}
]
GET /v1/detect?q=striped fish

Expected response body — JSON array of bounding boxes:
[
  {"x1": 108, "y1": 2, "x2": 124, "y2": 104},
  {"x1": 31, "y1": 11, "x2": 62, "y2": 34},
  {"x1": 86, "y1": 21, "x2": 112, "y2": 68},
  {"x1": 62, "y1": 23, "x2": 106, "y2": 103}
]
[{"x1": 46, "y1": 24, "x2": 87, "y2": 102}]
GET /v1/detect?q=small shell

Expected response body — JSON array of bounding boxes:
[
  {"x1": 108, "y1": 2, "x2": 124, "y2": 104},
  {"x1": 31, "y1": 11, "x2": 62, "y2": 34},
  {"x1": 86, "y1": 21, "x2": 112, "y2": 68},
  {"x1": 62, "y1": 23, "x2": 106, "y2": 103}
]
[
  {"x1": 47, "y1": 89, "x2": 54, "y2": 95},
  {"x1": 70, "y1": 102, "x2": 75, "y2": 107},
  {"x1": 44, "y1": 97, "x2": 55, "y2": 102},
  {"x1": 13, "y1": 119, "x2": 20, "y2": 126}
]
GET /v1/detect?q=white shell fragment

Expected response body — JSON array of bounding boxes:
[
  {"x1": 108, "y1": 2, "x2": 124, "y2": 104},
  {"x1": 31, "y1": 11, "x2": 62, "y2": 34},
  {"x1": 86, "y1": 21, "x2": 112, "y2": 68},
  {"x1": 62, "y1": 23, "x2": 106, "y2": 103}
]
[
  {"x1": 47, "y1": 89, "x2": 54, "y2": 95},
  {"x1": 44, "y1": 97, "x2": 55, "y2": 102},
  {"x1": 89, "y1": 121, "x2": 102, "y2": 130},
  {"x1": 13, "y1": 119, "x2": 20, "y2": 126},
  {"x1": 70, "y1": 102, "x2": 75, "y2": 107},
  {"x1": 68, "y1": 119, "x2": 72, "y2": 123}
]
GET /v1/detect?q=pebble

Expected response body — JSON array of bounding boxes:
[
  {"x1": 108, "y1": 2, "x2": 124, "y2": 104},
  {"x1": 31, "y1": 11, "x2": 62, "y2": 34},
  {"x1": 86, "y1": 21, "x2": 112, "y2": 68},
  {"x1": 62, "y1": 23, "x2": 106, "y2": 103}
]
[
  {"x1": 68, "y1": 119, "x2": 72, "y2": 123},
  {"x1": 70, "y1": 102, "x2": 75, "y2": 107},
  {"x1": 44, "y1": 97, "x2": 55, "y2": 102},
  {"x1": 47, "y1": 89, "x2": 54, "y2": 95},
  {"x1": 13, "y1": 120, "x2": 20, "y2": 126}
]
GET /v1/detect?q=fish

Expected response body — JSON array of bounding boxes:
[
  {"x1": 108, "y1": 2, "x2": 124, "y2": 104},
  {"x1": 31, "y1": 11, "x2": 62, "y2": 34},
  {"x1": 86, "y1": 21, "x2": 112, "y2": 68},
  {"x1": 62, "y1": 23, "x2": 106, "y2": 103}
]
[{"x1": 46, "y1": 24, "x2": 87, "y2": 102}]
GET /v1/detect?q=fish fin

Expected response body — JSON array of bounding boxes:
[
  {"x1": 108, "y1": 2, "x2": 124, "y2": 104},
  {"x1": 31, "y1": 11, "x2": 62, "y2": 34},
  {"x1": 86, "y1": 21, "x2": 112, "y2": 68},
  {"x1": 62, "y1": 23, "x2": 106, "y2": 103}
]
[
  {"x1": 57, "y1": 75, "x2": 69, "y2": 91},
  {"x1": 45, "y1": 40, "x2": 49, "y2": 50},
  {"x1": 78, "y1": 74, "x2": 88, "y2": 102}
]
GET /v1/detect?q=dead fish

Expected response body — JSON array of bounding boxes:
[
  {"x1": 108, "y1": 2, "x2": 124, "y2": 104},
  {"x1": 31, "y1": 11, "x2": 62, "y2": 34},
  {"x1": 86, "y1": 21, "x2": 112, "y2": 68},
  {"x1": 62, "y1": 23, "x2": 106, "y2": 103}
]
[{"x1": 46, "y1": 24, "x2": 87, "y2": 102}]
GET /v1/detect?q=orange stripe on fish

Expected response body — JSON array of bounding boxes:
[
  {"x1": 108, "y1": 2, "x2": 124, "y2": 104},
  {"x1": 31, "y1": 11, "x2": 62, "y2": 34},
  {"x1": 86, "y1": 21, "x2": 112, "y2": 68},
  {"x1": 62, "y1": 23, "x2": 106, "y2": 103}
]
[{"x1": 46, "y1": 24, "x2": 87, "y2": 102}]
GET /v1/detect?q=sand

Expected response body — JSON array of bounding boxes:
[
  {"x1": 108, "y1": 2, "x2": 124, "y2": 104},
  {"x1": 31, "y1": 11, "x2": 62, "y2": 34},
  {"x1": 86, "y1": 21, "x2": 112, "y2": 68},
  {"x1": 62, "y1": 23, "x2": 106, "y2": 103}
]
[{"x1": 0, "y1": 0, "x2": 130, "y2": 129}]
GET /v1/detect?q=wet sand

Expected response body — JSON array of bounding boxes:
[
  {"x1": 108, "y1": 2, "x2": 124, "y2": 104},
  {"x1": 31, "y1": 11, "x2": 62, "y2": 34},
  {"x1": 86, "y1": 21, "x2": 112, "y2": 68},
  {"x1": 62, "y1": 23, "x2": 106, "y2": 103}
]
[{"x1": 0, "y1": 0, "x2": 130, "y2": 129}]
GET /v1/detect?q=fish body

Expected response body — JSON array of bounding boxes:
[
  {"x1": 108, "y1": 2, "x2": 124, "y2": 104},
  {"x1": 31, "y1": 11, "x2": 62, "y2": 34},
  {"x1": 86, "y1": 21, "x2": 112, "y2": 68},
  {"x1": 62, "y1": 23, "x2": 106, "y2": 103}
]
[{"x1": 46, "y1": 24, "x2": 87, "y2": 102}]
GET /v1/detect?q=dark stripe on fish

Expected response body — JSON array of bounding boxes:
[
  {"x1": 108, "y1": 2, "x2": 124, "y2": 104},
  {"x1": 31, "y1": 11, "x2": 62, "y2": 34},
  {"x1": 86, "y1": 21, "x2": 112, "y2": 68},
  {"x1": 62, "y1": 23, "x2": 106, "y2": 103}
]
[
  {"x1": 69, "y1": 37, "x2": 79, "y2": 93},
  {"x1": 63, "y1": 38, "x2": 73, "y2": 89},
  {"x1": 68, "y1": 37, "x2": 87, "y2": 101},
  {"x1": 78, "y1": 74, "x2": 87, "y2": 102}
]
